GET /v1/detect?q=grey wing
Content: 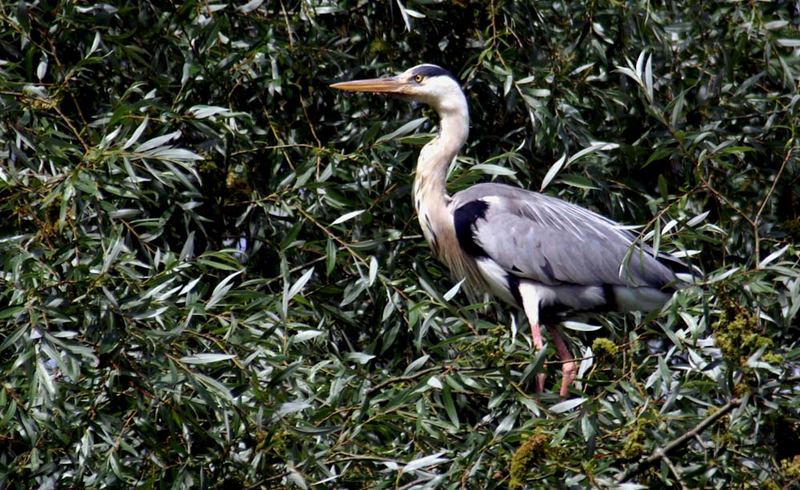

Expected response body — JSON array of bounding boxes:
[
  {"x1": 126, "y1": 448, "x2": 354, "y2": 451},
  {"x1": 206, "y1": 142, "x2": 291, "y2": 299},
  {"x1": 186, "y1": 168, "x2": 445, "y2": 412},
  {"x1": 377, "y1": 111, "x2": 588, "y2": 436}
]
[{"x1": 451, "y1": 183, "x2": 678, "y2": 289}]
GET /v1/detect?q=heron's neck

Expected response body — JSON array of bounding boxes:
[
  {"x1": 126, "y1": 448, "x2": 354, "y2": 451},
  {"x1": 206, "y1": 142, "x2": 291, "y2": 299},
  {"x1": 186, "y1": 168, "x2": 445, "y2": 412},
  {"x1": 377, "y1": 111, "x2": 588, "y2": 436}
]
[
  {"x1": 413, "y1": 109, "x2": 469, "y2": 208},
  {"x1": 412, "y1": 105, "x2": 469, "y2": 259}
]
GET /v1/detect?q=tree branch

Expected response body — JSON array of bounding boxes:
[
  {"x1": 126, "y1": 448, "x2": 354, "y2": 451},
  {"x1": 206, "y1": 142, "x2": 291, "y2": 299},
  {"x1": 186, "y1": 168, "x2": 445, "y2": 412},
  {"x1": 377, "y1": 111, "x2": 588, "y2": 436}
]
[
  {"x1": 662, "y1": 453, "x2": 689, "y2": 490},
  {"x1": 617, "y1": 397, "x2": 742, "y2": 484}
]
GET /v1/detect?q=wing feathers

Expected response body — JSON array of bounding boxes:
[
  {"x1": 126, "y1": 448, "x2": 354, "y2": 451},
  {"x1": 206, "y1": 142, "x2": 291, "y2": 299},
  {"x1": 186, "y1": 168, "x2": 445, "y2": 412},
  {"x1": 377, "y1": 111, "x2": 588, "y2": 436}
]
[{"x1": 451, "y1": 183, "x2": 683, "y2": 291}]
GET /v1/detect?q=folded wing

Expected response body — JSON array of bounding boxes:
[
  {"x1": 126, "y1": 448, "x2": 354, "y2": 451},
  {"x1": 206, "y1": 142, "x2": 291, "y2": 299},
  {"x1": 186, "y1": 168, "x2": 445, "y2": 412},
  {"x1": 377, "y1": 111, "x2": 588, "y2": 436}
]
[{"x1": 451, "y1": 183, "x2": 682, "y2": 293}]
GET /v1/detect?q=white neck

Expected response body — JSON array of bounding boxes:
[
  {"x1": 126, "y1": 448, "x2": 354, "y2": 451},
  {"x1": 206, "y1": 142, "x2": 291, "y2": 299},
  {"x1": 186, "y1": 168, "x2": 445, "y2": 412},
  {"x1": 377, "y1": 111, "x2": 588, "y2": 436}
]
[
  {"x1": 413, "y1": 95, "x2": 470, "y2": 208},
  {"x1": 411, "y1": 89, "x2": 469, "y2": 261},
  {"x1": 407, "y1": 81, "x2": 485, "y2": 295}
]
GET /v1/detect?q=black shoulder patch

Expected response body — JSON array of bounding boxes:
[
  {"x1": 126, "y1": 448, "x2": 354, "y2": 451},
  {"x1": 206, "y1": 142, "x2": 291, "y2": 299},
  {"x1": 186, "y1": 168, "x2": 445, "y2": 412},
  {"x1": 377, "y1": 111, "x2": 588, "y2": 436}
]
[
  {"x1": 413, "y1": 64, "x2": 456, "y2": 80},
  {"x1": 454, "y1": 200, "x2": 489, "y2": 258}
]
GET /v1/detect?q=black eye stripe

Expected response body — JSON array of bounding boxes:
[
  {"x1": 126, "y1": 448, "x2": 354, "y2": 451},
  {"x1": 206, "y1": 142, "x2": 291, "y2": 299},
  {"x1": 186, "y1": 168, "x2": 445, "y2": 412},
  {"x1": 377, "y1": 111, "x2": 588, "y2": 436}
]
[{"x1": 411, "y1": 64, "x2": 455, "y2": 80}]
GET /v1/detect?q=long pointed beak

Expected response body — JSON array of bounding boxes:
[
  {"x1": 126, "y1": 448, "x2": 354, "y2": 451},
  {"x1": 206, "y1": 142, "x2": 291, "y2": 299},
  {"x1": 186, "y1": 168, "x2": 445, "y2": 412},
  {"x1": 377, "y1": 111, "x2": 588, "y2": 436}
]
[{"x1": 330, "y1": 76, "x2": 409, "y2": 95}]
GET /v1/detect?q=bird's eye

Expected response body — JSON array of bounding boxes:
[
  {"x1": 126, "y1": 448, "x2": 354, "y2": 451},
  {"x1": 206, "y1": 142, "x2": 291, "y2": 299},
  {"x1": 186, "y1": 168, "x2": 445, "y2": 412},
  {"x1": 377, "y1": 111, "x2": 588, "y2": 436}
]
[{"x1": 414, "y1": 74, "x2": 424, "y2": 83}]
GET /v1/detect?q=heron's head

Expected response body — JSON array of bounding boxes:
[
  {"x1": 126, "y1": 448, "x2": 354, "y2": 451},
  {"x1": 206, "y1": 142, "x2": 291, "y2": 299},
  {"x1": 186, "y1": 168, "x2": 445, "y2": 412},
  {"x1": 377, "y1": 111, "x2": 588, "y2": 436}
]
[{"x1": 331, "y1": 64, "x2": 467, "y2": 115}]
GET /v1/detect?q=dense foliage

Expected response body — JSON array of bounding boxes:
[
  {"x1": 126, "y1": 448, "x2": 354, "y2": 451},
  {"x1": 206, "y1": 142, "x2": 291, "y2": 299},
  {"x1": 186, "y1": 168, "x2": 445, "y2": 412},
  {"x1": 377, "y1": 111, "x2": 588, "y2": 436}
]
[{"x1": 1, "y1": 1, "x2": 799, "y2": 488}]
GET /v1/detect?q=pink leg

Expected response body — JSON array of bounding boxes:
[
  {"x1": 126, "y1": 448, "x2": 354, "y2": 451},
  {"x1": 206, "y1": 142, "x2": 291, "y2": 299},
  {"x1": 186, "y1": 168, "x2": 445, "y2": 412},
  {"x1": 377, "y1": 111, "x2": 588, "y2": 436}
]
[
  {"x1": 530, "y1": 322, "x2": 546, "y2": 392},
  {"x1": 550, "y1": 326, "x2": 577, "y2": 397},
  {"x1": 518, "y1": 283, "x2": 550, "y2": 394}
]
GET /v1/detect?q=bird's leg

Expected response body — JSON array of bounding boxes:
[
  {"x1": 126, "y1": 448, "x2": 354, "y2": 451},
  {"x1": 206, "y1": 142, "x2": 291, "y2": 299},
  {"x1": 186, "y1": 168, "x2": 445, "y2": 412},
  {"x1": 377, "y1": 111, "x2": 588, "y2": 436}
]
[
  {"x1": 519, "y1": 283, "x2": 547, "y2": 393},
  {"x1": 529, "y1": 322, "x2": 546, "y2": 393},
  {"x1": 550, "y1": 326, "x2": 577, "y2": 397}
]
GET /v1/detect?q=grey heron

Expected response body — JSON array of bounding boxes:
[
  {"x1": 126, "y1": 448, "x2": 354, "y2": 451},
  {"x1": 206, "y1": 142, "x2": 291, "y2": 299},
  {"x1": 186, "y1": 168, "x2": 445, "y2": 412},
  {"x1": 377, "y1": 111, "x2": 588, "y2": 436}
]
[{"x1": 331, "y1": 64, "x2": 690, "y2": 397}]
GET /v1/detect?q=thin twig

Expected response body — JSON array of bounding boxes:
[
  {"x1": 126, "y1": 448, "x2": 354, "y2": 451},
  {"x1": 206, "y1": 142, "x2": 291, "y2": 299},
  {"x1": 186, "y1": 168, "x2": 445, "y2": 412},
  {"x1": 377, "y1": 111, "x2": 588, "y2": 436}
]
[
  {"x1": 662, "y1": 453, "x2": 689, "y2": 490},
  {"x1": 753, "y1": 144, "x2": 794, "y2": 267},
  {"x1": 364, "y1": 364, "x2": 496, "y2": 396},
  {"x1": 617, "y1": 397, "x2": 742, "y2": 483},
  {"x1": 53, "y1": 104, "x2": 89, "y2": 152},
  {"x1": 755, "y1": 144, "x2": 794, "y2": 221}
]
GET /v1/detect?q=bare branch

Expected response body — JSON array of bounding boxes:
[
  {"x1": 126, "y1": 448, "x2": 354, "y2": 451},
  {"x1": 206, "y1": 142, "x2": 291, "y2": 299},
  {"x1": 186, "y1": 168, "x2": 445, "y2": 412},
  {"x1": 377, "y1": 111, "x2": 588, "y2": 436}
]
[{"x1": 617, "y1": 397, "x2": 742, "y2": 484}]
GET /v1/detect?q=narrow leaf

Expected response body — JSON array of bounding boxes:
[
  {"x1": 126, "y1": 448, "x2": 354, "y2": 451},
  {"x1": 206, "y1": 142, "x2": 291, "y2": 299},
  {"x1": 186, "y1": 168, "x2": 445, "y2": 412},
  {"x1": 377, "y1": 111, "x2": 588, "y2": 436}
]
[
  {"x1": 403, "y1": 354, "x2": 430, "y2": 376},
  {"x1": 180, "y1": 353, "x2": 236, "y2": 364},
  {"x1": 325, "y1": 239, "x2": 337, "y2": 275},
  {"x1": 471, "y1": 163, "x2": 517, "y2": 177},
  {"x1": 686, "y1": 210, "x2": 710, "y2": 227},
  {"x1": 759, "y1": 245, "x2": 790, "y2": 268},
  {"x1": 346, "y1": 352, "x2": 375, "y2": 364},
  {"x1": 189, "y1": 105, "x2": 231, "y2": 118},
  {"x1": 193, "y1": 372, "x2": 233, "y2": 401},
  {"x1": 401, "y1": 452, "x2": 448, "y2": 474},
  {"x1": 122, "y1": 117, "x2": 148, "y2": 150},
  {"x1": 179, "y1": 276, "x2": 203, "y2": 296},
  {"x1": 131, "y1": 306, "x2": 169, "y2": 320},
  {"x1": 287, "y1": 267, "x2": 314, "y2": 301},
  {"x1": 376, "y1": 117, "x2": 427, "y2": 143},
  {"x1": 426, "y1": 376, "x2": 442, "y2": 389},
  {"x1": 443, "y1": 385, "x2": 459, "y2": 427},
  {"x1": 636, "y1": 50, "x2": 646, "y2": 79},
  {"x1": 443, "y1": 278, "x2": 465, "y2": 301},
  {"x1": 562, "y1": 321, "x2": 602, "y2": 332},
  {"x1": 331, "y1": 209, "x2": 365, "y2": 226},
  {"x1": 368, "y1": 256, "x2": 378, "y2": 286},
  {"x1": 550, "y1": 397, "x2": 586, "y2": 413},
  {"x1": 540, "y1": 153, "x2": 567, "y2": 191},
  {"x1": 87, "y1": 31, "x2": 101, "y2": 56},
  {"x1": 670, "y1": 91, "x2": 686, "y2": 127},
  {"x1": 644, "y1": 53, "x2": 654, "y2": 101},
  {"x1": 567, "y1": 141, "x2": 620, "y2": 166},
  {"x1": 237, "y1": 0, "x2": 264, "y2": 13},
  {"x1": 207, "y1": 270, "x2": 244, "y2": 309},
  {"x1": 494, "y1": 411, "x2": 517, "y2": 435},
  {"x1": 134, "y1": 130, "x2": 181, "y2": 153},
  {"x1": 277, "y1": 401, "x2": 312, "y2": 417},
  {"x1": 292, "y1": 330, "x2": 325, "y2": 343}
]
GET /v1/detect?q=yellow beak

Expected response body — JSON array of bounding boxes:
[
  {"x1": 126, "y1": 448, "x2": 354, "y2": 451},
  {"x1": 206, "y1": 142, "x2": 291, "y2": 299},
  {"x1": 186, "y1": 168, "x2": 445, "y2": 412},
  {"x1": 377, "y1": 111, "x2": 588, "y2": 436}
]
[{"x1": 330, "y1": 76, "x2": 409, "y2": 95}]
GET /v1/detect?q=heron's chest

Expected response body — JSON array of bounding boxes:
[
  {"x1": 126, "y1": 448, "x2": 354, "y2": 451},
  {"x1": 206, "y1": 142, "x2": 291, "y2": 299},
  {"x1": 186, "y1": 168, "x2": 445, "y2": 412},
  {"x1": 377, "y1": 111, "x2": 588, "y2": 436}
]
[
  {"x1": 416, "y1": 204, "x2": 492, "y2": 296},
  {"x1": 413, "y1": 181, "x2": 490, "y2": 299},
  {"x1": 417, "y1": 197, "x2": 520, "y2": 305},
  {"x1": 415, "y1": 198, "x2": 464, "y2": 272},
  {"x1": 416, "y1": 205, "x2": 456, "y2": 261}
]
